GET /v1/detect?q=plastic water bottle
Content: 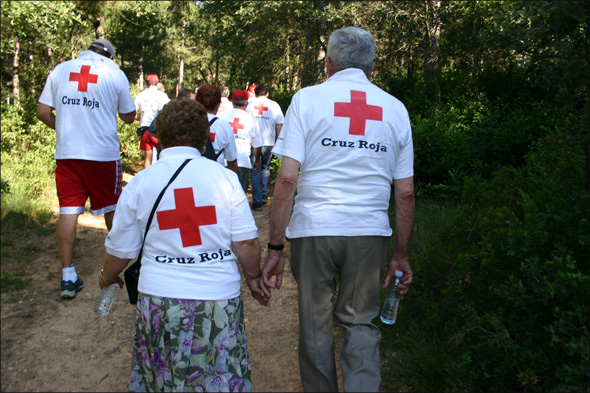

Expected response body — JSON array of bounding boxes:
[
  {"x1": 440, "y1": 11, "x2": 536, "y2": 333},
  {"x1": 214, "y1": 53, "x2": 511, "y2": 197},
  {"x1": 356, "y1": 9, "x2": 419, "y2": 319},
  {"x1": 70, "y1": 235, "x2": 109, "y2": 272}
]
[
  {"x1": 93, "y1": 283, "x2": 120, "y2": 316},
  {"x1": 380, "y1": 270, "x2": 403, "y2": 324}
]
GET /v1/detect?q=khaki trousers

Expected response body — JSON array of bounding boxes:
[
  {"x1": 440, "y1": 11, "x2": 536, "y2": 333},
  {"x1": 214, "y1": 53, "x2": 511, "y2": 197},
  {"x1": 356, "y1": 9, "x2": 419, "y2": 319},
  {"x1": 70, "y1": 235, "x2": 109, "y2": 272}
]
[{"x1": 289, "y1": 236, "x2": 389, "y2": 392}]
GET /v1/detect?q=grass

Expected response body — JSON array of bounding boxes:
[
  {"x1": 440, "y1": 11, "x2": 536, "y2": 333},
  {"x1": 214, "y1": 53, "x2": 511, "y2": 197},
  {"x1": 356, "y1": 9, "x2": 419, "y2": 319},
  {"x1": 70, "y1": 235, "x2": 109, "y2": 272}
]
[
  {"x1": 380, "y1": 197, "x2": 459, "y2": 392},
  {"x1": 1, "y1": 185, "x2": 56, "y2": 293},
  {"x1": 1, "y1": 187, "x2": 54, "y2": 231},
  {"x1": 0, "y1": 269, "x2": 32, "y2": 292}
]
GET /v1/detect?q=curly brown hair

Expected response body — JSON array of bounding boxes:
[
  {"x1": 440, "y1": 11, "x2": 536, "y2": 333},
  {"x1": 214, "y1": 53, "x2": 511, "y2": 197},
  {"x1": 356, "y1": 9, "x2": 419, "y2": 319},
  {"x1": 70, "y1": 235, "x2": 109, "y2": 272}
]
[
  {"x1": 155, "y1": 98, "x2": 209, "y2": 151},
  {"x1": 196, "y1": 85, "x2": 221, "y2": 112}
]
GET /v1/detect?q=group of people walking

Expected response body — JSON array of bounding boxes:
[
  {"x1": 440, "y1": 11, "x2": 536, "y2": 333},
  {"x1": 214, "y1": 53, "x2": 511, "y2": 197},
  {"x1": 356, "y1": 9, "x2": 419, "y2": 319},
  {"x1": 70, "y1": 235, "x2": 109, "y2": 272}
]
[
  {"x1": 36, "y1": 26, "x2": 415, "y2": 392},
  {"x1": 135, "y1": 75, "x2": 284, "y2": 213}
]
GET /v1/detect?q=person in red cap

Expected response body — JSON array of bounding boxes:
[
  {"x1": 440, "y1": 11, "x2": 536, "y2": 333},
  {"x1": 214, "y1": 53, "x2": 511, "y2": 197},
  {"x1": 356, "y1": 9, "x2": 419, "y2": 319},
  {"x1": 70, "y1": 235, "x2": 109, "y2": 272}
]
[
  {"x1": 135, "y1": 74, "x2": 170, "y2": 168},
  {"x1": 218, "y1": 89, "x2": 262, "y2": 196}
]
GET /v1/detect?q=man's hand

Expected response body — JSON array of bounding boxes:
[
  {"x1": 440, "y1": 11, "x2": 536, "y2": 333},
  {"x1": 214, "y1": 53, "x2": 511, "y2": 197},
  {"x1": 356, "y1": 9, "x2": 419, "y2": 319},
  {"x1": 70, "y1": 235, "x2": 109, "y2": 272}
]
[
  {"x1": 383, "y1": 258, "x2": 413, "y2": 299},
  {"x1": 260, "y1": 249, "x2": 285, "y2": 300}
]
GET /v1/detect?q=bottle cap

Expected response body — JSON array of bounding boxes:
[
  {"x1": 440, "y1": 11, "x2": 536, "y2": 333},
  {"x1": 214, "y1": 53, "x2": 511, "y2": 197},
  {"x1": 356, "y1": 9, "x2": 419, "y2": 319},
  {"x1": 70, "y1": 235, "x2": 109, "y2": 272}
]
[{"x1": 394, "y1": 270, "x2": 403, "y2": 278}]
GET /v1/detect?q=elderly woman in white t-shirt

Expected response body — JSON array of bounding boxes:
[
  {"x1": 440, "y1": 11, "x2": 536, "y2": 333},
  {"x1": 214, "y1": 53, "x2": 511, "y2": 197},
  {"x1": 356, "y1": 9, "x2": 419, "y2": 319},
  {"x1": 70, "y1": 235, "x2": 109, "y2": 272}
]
[{"x1": 99, "y1": 98, "x2": 268, "y2": 392}]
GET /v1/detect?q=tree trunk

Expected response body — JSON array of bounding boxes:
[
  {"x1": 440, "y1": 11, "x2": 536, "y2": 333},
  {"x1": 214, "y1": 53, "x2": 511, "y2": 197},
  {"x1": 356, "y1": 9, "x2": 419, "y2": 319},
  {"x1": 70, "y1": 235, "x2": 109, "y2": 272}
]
[
  {"x1": 70, "y1": 28, "x2": 76, "y2": 60},
  {"x1": 46, "y1": 45, "x2": 52, "y2": 68},
  {"x1": 96, "y1": 14, "x2": 105, "y2": 39},
  {"x1": 12, "y1": 35, "x2": 20, "y2": 108},
  {"x1": 301, "y1": 24, "x2": 315, "y2": 88},
  {"x1": 427, "y1": 0, "x2": 442, "y2": 107},
  {"x1": 214, "y1": 58, "x2": 219, "y2": 87},
  {"x1": 28, "y1": 43, "x2": 35, "y2": 98},
  {"x1": 178, "y1": 54, "x2": 184, "y2": 96},
  {"x1": 285, "y1": 35, "x2": 291, "y2": 91},
  {"x1": 472, "y1": 14, "x2": 481, "y2": 97},
  {"x1": 138, "y1": 58, "x2": 144, "y2": 90},
  {"x1": 176, "y1": 20, "x2": 187, "y2": 96}
]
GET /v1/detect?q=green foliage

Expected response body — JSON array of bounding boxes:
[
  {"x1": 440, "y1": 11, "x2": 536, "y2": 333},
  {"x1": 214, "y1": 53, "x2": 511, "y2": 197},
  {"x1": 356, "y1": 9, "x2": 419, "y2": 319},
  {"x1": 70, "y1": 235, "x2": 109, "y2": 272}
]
[
  {"x1": 118, "y1": 118, "x2": 143, "y2": 168},
  {"x1": 382, "y1": 125, "x2": 590, "y2": 392},
  {"x1": 1, "y1": 105, "x2": 56, "y2": 199},
  {"x1": 1, "y1": 269, "x2": 32, "y2": 292},
  {"x1": 411, "y1": 92, "x2": 574, "y2": 199},
  {"x1": 268, "y1": 85, "x2": 294, "y2": 115}
]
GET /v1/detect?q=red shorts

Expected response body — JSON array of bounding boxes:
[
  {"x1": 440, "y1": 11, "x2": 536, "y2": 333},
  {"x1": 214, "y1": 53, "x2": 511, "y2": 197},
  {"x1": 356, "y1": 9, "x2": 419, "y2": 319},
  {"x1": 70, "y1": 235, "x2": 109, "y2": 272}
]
[
  {"x1": 140, "y1": 131, "x2": 159, "y2": 151},
  {"x1": 55, "y1": 159, "x2": 122, "y2": 216}
]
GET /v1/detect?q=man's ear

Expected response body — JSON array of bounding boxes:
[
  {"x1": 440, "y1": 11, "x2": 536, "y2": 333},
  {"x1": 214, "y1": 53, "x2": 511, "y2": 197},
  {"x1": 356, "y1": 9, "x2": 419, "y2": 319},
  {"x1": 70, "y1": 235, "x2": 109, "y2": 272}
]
[
  {"x1": 327, "y1": 57, "x2": 337, "y2": 77},
  {"x1": 367, "y1": 63, "x2": 375, "y2": 78}
]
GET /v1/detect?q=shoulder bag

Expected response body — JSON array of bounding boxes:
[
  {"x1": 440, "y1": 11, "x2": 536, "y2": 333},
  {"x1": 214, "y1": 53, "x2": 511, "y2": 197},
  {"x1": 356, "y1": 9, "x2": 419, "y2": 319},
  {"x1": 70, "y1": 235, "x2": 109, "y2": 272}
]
[{"x1": 123, "y1": 158, "x2": 192, "y2": 304}]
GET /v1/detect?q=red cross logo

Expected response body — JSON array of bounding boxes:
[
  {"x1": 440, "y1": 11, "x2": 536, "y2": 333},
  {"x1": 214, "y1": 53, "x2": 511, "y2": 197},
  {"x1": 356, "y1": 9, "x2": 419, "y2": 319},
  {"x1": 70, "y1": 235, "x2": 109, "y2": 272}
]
[
  {"x1": 334, "y1": 90, "x2": 382, "y2": 136},
  {"x1": 254, "y1": 103, "x2": 268, "y2": 115},
  {"x1": 230, "y1": 117, "x2": 244, "y2": 134},
  {"x1": 69, "y1": 65, "x2": 99, "y2": 92},
  {"x1": 157, "y1": 188, "x2": 217, "y2": 248},
  {"x1": 209, "y1": 133, "x2": 216, "y2": 142}
]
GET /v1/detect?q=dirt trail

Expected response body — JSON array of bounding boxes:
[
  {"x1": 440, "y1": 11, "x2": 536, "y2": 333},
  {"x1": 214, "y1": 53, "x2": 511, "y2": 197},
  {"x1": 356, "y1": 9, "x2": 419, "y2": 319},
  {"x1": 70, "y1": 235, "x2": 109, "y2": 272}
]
[{"x1": 0, "y1": 167, "x2": 331, "y2": 392}]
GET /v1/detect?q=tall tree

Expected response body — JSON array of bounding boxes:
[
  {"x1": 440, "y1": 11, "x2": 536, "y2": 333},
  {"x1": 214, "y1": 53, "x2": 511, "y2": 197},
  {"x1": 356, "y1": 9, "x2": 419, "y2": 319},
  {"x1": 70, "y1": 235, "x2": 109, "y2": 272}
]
[
  {"x1": 1, "y1": 1, "x2": 88, "y2": 108},
  {"x1": 426, "y1": 0, "x2": 442, "y2": 106}
]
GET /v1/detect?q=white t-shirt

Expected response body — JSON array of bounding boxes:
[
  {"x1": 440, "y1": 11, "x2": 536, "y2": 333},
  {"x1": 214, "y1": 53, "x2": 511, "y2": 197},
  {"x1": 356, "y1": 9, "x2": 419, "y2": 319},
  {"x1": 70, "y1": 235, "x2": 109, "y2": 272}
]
[
  {"x1": 247, "y1": 96, "x2": 285, "y2": 146},
  {"x1": 135, "y1": 86, "x2": 170, "y2": 127},
  {"x1": 273, "y1": 68, "x2": 414, "y2": 239},
  {"x1": 208, "y1": 113, "x2": 238, "y2": 165},
  {"x1": 38, "y1": 50, "x2": 136, "y2": 161},
  {"x1": 218, "y1": 108, "x2": 261, "y2": 168},
  {"x1": 105, "y1": 146, "x2": 258, "y2": 300},
  {"x1": 219, "y1": 97, "x2": 233, "y2": 113}
]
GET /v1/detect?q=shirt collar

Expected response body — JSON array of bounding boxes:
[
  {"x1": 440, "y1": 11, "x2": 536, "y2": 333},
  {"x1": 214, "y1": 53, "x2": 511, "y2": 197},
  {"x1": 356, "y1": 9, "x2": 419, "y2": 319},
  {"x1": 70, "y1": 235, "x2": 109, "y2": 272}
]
[
  {"x1": 158, "y1": 146, "x2": 203, "y2": 160},
  {"x1": 327, "y1": 68, "x2": 369, "y2": 83}
]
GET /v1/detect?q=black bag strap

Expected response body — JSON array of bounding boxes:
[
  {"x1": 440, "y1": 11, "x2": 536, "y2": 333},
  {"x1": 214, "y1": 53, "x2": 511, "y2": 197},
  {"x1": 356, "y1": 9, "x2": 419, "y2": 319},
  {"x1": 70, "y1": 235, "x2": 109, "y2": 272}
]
[
  {"x1": 135, "y1": 158, "x2": 192, "y2": 259},
  {"x1": 207, "y1": 117, "x2": 225, "y2": 160}
]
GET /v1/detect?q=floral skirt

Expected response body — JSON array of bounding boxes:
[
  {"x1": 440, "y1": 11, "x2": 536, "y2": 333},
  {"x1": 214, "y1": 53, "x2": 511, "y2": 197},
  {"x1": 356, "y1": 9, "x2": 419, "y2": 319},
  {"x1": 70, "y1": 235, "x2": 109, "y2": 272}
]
[{"x1": 129, "y1": 293, "x2": 252, "y2": 392}]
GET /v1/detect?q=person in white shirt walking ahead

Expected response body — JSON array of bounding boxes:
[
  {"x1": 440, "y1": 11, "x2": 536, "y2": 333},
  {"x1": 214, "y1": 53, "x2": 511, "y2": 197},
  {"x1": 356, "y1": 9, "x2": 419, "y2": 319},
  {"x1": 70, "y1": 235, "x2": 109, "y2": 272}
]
[
  {"x1": 36, "y1": 38, "x2": 136, "y2": 300},
  {"x1": 218, "y1": 89, "x2": 263, "y2": 195},
  {"x1": 246, "y1": 84, "x2": 284, "y2": 210},
  {"x1": 135, "y1": 73, "x2": 170, "y2": 168},
  {"x1": 259, "y1": 27, "x2": 416, "y2": 392}
]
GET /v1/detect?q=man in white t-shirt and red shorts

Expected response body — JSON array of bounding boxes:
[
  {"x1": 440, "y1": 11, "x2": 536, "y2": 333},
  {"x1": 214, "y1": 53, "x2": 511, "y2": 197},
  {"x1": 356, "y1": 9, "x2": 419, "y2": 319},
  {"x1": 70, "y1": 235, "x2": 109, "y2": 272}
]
[
  {"x1": 259, "y1": 27, "x2": 416, "y2": 391},
  {"x1": 36, "y1": 39, "x2": 136, "y2": 299},
  {"x1": 135, "y1": 74, "x2": 170, "y2": 168}
]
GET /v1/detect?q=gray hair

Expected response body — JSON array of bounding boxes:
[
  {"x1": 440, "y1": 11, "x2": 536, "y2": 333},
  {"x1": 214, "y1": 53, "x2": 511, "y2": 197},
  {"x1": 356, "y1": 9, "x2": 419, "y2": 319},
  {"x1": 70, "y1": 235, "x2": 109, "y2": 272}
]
[{"x1": 327, "y1": 27, "x2": 375, "y2": 76}]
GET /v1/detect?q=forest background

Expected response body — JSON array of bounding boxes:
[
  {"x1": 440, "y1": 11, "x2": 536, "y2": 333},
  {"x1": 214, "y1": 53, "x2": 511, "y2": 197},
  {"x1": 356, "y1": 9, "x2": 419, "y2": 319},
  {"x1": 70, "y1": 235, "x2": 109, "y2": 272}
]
[{"x1": 1, "y1": 1, "x2": 589, "y2": 392}]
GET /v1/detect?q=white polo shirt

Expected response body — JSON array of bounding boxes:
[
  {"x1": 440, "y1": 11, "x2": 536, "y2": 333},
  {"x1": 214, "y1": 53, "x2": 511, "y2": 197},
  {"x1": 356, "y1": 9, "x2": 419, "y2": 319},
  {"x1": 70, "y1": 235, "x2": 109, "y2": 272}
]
[
  {"x1": 246, "y1": 96, "x2": 285, "y2": 146},
  {"x1": 105, "y1": 146, "x2": 258, "y2": 300},
  {"x1": 38, "y1": 50, "x2": 136, "y2": 161},
  {"x1": 208, "y1": 113, "x2": 238, "y2": 165},
  {"x1": 273, "y1": 68, "x2": 414, "y2": 239},
  {"x1": 219, "y1": 97, "x2": 233, "y2": 113},
  {"x1": 218, "y1": 108, "x2": 261, "y2": 168},
  {"x1": 135, "y1": 86, "x2": 170, "y2": 127}
]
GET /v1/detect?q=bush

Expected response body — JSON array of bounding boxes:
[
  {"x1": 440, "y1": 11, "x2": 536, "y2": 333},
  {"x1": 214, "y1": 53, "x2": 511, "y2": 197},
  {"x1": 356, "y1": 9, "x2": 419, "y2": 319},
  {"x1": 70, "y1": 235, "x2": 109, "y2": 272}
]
[
  {"x1": 441, "y1": 128, "x2": 589, "y2": 391},
  {"x1": 412, "y1": 97, "x2": 572, "y2": 200},
  {"x1": 0, "y1": 104, "x2": 142, "y2": 225},
  {"x1": 1, "y1": 105, "x2": 56, "y2": 199},
  {"x1": 118, "y1": 120, "x2": 142, "y2": 168},
  {"x1": 381, "y1": 124, "x2": 589, "y2": 392}
]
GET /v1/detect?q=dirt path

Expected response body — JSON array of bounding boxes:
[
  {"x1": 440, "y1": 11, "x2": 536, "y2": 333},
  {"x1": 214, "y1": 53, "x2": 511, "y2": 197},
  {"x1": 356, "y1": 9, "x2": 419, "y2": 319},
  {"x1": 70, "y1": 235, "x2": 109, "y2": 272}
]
[{"x1": 0, "y1": 167, "x2": 327, "y2": 392}]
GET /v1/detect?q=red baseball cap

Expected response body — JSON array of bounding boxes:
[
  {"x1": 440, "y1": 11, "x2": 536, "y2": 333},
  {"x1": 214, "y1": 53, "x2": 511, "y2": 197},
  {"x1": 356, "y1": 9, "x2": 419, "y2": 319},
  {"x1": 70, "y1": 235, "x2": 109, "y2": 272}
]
[
  {"x1": 146, "y1": 74, "x2": 159, "y2": 82},
  {"x1": 248, "y1": 84, "x2": 256, "y2": 93},
  {"x1": 232, "y1": 90, "x2": 248, "y2": 101}
]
